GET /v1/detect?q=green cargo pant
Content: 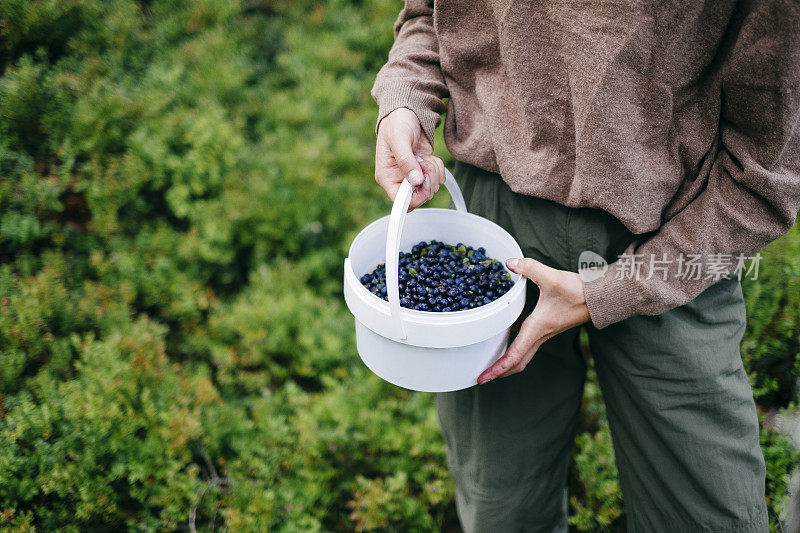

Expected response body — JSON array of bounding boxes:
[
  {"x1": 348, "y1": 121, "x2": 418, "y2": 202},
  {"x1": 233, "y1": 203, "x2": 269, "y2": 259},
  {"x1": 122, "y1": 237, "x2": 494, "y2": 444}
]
[{"x1": 436, "y1": 161, "x2": 768, "y2": 533}]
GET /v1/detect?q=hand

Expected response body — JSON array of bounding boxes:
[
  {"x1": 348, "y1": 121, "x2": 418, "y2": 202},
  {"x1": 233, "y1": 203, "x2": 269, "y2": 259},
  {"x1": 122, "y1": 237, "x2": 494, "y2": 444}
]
[
  {"x1": 375, "y1": 107, "x2": 445, "y2": 210},
  {"x1": 477, "y1": 258, "x2": 590, "y2": 384}
]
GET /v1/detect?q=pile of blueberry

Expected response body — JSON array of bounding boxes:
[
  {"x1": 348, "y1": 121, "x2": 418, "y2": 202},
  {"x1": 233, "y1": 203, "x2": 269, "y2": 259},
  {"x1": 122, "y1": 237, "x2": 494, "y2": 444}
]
[{"x1": 359, "y1": 240, "x2": 514, "y2": 312}]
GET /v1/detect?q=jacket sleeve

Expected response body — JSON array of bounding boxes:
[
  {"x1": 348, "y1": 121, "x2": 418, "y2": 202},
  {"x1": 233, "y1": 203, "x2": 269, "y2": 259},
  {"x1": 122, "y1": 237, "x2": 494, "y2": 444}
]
[
  {"x1": 583, "y1": 0, "x2": 800, "y2": 329},
  {"x1": 371, "y1": 1, "x2": 449, "y2": 145}
]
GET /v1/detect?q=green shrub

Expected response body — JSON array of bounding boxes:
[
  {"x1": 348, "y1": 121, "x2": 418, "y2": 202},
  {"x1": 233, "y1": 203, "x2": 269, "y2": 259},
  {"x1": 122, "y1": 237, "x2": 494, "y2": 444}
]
[
  {"x1": 741, "y1": 225, "x2": 800, "y2": 409},
  {"x1": 762, "y1": 420, "x2": 799, "y2": 531},
  {"x1": 568, "y1": 368, "x2": 624, "y2": 531}
]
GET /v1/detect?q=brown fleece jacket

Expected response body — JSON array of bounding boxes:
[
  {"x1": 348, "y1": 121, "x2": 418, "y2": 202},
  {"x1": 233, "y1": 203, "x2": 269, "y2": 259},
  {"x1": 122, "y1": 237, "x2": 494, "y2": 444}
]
[{"x1": 371, "y1": 0, "x2": 800, "y2": 329}]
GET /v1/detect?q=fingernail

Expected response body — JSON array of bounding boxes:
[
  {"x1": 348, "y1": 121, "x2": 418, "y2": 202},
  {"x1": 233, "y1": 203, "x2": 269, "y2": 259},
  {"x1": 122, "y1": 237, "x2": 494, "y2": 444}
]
[
  {"x1": 478, "y1": 376, "x2": 490, "y2": 385},
  {"x1": 408, "y1": 169, "x2": 423, "y2": 186},
  {"x1": 506, "y1": 258, "x2": 520, "y2": 269}
]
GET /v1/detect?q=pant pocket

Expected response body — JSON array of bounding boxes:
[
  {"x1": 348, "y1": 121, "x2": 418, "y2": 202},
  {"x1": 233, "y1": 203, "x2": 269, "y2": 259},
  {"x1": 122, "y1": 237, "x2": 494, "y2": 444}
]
[{"x1": 568, "y1": 206, "x2": 636, "y2": 272}]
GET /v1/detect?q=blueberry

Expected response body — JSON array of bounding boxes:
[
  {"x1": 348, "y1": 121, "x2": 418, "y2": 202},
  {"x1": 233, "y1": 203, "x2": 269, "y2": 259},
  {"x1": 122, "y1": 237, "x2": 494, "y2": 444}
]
[{"x1": 358, "y1": 240, "x2": 512, "y2": 312}]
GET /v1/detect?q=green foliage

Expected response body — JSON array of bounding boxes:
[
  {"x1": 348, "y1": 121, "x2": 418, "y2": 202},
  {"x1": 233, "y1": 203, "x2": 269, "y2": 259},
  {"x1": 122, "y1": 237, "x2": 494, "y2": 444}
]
[
  {"x1": 0, "y1": 0, "x2": 796, "y2": 531},
  {"x1": 762, "y1": 420, "x2": 800, "y2": 531},
  {"x1": 568, "y1": 368, "x2": 624, "y2": 531},
  {"x1": 741, "y1": 225, "x2": 800, "y2": 408},
  {"x1": 569, "y1": 426, "x2": 623, "y2": 531}
]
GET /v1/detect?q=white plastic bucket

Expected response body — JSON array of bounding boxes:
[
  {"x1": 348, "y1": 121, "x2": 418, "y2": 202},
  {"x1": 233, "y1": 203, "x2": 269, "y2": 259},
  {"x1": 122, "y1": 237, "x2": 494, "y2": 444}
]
[{"x1": 343, "y1": 169, "x2": 526, "y2": 392}]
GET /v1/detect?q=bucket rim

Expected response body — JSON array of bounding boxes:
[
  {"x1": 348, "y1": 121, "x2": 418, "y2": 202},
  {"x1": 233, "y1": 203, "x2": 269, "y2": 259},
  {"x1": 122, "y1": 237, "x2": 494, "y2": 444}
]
[{"x1": 345, "y1": 207, "x2": 526, "y2": 321}]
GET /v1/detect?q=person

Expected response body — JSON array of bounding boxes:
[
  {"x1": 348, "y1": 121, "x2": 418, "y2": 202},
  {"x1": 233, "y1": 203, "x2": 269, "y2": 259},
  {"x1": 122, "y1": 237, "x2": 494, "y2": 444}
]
[{"x1": 370, "y1": 2, "x2": 800, "y2": 532}]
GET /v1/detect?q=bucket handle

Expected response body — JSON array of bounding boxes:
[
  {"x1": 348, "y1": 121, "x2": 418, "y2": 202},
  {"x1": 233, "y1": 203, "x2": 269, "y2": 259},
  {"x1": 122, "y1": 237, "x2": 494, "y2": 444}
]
[{"x1": 386, "y1": 168, "x2": 467, "y2": 340}]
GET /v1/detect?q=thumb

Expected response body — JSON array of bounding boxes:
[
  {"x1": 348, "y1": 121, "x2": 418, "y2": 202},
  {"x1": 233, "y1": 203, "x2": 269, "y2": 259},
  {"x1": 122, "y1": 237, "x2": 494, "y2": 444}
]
[
  {"x1": 387, "y1": 131, "x2": 425, "y2": 187},
  {"x1": 506, "y1": 257, "x2": 552, "y2": 285}
]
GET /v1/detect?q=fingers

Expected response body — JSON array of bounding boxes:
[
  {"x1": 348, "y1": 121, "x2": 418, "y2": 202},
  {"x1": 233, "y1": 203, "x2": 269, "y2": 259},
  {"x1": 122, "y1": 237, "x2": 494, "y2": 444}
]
[
  {"x1": 387, "y1": 130, "x2": 425, "y2": 187},
  {"x1": 415, "y1": 154, "x2": 445, "y2": 200},
  {"x1": 374, "y1": 110, "x2": 444, "y2": 211},
  {"x1": 415, "y1": 155, "x2": 433, "y2": 203},
  {"x1": 477, "y1": 313, "x2": 545, "y2": 384},
  {"x1": 408, "y1": 187, "x2": 434, "y2": 210},
  {"x1": 375, "y1": 109, "x2": 427, "y2": 204},
  {"x1": 497, "y1": 340, "x2": 542, "y2": 379},
  {"x1": 420, "y1": 154, "x2": 446, "y2": 196},
  {"x1": 505, "y1": 257, "x2": 556, "y2": 286},
  {"x1": 384, "y1": 175, "x2": 435, "y2": 211}
]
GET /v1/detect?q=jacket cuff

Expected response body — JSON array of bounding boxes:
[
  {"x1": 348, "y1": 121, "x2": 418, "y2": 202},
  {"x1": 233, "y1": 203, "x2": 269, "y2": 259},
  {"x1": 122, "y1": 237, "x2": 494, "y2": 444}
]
[
  {"x1": 375, "y1": 80, "x2": 441, "y2": 146},
  {"x1": 582, "y1": 265, "x2": 647, "y2": 330}
]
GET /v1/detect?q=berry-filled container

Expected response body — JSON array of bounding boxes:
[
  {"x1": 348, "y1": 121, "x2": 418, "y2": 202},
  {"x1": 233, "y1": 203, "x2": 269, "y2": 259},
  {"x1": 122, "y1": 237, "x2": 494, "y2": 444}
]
[{"x1": 343, "y1": 169, "x2": 526, "y2": 392}]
